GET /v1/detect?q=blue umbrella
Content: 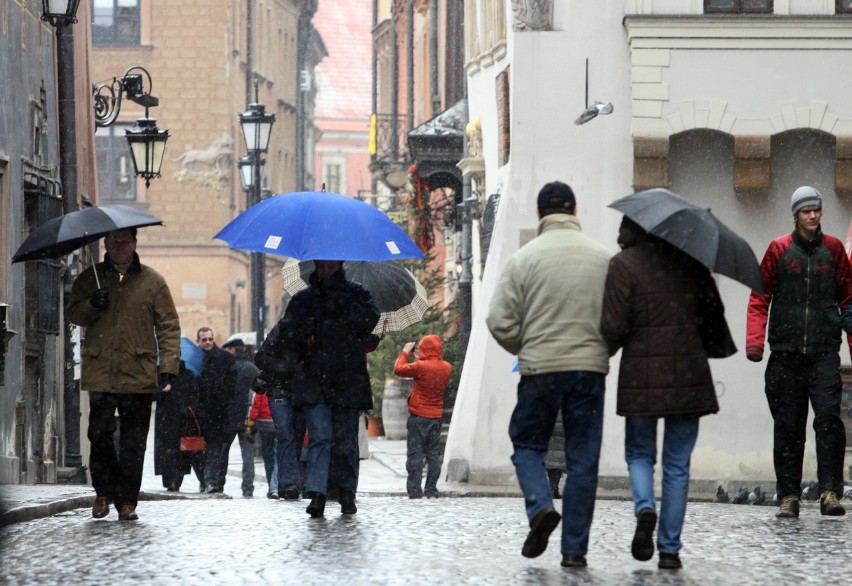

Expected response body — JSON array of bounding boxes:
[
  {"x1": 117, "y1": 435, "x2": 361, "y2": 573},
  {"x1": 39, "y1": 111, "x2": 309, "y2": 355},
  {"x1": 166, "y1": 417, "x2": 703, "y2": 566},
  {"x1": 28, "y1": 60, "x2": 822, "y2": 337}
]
[
  {"x1": 180, "y1": 337, "x2": 205, "y2": 377},
  {"x1": 213, "y1": 191, "x2": 424, "y2": 261}
]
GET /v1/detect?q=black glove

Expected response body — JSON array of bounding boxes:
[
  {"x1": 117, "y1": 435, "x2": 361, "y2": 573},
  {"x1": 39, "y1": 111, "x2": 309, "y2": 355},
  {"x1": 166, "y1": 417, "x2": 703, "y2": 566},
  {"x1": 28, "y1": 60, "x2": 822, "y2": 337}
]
[
  {"x1": 90, "y1": 288, "x2": 109, "y2": 310},
  {"x1": 253, "y1": 372, "x2": 275, "y2": 395},
  {"x1": 158, "y1": 373, "x2": 176, "y2": 390}
]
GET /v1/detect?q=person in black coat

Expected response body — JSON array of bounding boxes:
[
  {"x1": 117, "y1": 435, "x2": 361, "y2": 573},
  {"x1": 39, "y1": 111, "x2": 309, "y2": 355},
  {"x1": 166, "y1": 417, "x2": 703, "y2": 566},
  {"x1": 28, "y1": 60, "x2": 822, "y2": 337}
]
[
  {"x1": 153, "y1": 360, "x2": 204, "y2": 491},
  {"x1": 256, "y1": 261, "x2": 379, "y2": 517},
  {"x1": 196, "y1": 327, "x2": 237, "y2": 494},
  {"x1": 220, "y1": 338, "x2": 259, "y2": 497}
]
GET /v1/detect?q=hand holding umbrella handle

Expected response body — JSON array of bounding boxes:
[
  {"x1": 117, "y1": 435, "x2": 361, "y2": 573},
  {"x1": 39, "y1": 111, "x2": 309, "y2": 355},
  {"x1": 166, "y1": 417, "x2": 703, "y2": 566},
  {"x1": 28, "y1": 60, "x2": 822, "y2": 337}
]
[{"x1": 90, "y1": 288, "x2": 109, "y2": 310}]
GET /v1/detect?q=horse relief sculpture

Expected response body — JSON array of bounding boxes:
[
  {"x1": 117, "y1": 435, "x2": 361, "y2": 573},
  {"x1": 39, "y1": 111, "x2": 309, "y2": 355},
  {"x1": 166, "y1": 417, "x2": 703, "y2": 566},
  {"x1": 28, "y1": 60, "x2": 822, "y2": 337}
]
[
  {"x1": 173, "y1": 132, "x2": 234, "y2": 192},
  {"x1": 511, "y1": 0, "x2": 553, "y2": 32}
]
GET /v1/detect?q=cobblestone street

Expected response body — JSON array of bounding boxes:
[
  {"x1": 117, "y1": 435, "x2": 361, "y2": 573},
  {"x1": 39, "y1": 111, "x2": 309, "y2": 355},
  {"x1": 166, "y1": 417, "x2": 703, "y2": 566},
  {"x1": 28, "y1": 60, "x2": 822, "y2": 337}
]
[{"x1": 1, "y1": 495, "x2": 847, "y2": 585}]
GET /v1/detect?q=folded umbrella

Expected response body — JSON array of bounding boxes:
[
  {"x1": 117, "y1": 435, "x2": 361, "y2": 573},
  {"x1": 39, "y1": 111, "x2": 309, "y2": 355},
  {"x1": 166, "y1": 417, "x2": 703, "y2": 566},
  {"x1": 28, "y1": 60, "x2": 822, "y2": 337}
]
[
  {"x1": 608, "y1": 188, "x2": 763, "y2": 292},
  {"x1": 213, "y1": 191, "x2": 424, "y2": 262},
  {"x1": 281, "y1": 258, "x2": 430, "y2": 334}
]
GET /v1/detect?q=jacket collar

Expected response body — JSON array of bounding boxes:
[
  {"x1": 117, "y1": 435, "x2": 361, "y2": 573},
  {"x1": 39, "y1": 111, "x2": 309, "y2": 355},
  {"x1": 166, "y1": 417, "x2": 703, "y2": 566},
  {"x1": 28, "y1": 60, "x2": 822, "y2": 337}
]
[
  {"x1": 103, "y1": 252, "x2": 142, "y2": 275},
  {"x1": 791, "y1": 226, "x2": 823, "y2": 253},
  {"x1": 537, "y1": 213, "x2": 581, "y2": 236}
]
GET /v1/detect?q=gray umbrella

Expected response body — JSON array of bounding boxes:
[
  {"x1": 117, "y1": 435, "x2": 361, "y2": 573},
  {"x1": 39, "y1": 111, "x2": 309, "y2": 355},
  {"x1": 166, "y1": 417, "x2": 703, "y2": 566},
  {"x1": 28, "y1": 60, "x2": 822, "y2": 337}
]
[
  {"x1": 281, "y1": 258, "x2": 429, "y2": 334},
  {"x1": 608, "y1": 188, "x2": 763, "y2": 292}
]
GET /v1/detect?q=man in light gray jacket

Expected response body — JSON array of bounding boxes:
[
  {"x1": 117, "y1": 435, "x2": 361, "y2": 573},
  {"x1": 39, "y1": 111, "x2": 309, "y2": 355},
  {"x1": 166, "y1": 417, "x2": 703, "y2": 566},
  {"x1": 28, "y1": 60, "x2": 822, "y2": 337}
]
[{"x1": 487, "y1": 181, "x2": 610, "y2": 569}]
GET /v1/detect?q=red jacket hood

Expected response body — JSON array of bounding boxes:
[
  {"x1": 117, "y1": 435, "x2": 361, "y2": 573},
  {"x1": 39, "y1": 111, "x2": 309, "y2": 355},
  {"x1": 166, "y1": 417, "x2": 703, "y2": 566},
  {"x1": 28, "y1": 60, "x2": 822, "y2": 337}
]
[{"x1": 417, "y1": 334, "x2": 443, "y2": 360}]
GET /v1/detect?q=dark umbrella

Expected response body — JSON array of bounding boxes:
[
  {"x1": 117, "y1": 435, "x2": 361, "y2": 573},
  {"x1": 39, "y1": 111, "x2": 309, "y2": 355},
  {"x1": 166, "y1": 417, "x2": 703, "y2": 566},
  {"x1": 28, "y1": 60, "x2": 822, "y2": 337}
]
[
  {"x1": 608, "y1": 188, "x2": 763, "y2": 292},
  {"x1": 213, "y1": 191, "x2": 423, "y2": 261},
  {"x1": 281, "y1": 258, "x2": 429, "y2": 334},
  {"x1": 12, "y1": 204, "x2": 163, "y2": 288}
]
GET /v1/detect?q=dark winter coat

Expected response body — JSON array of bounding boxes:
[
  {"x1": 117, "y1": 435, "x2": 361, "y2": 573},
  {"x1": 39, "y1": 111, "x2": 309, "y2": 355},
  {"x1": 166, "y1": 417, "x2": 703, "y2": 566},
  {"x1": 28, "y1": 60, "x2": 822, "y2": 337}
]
[
  {"x1": 255, "y1": 269, "x2": 380, "y2": 410},
  {"x1": 227, "y1": 353, "x2": 258, "y2": 431},
  {"x1": 198, "y1": 345, "x2": 237, "y2": 443},
  {"x1": 746, "y1": 229, "x2": 852, "y2": 358},
  {"x1": 154, "y1": 361, "x2": 200, "y2": 477},
  {"x1": 601, "y1": 238, "x2": 733, "y2": 417},
  {"x1": 68, "y1": 252, "x2": 181, "y2": 393}
]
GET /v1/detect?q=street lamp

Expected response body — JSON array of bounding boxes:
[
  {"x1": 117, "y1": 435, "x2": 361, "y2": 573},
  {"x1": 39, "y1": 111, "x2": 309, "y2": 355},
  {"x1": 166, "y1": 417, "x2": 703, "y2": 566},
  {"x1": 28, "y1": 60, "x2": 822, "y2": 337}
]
[
  {"x1": 92, "y1": 66, "x2": 170, "y2": 188},
  {"x1": 238, "y1": 83, "x2": 276, "y2": 349},
  {"x1": 40, "y1": 0, "x2": 81, "y2": 26},
  {"x1": 42, "y1": 0, "x2": 85, "y2": 482}
]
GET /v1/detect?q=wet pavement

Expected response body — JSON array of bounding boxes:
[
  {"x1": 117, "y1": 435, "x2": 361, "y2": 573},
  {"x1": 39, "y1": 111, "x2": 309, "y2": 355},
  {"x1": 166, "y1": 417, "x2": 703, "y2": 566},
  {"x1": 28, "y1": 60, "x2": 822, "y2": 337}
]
[{"x1": 1, "y1": 433, "x2": 850, "y2": 584}]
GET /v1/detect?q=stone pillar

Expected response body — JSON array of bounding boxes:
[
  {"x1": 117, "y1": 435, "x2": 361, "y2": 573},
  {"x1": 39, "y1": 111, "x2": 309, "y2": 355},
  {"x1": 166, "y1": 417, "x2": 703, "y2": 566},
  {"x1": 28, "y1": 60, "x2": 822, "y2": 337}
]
[
  {"x1": 835, "y1": 136, "x2": 852, "y2": 196},
  {"x1": 734, "y1": 135, "x2": 771, "y2": 192},
  {"x1": 632, "y1": 136, "x2": 669, "y2": 191}
]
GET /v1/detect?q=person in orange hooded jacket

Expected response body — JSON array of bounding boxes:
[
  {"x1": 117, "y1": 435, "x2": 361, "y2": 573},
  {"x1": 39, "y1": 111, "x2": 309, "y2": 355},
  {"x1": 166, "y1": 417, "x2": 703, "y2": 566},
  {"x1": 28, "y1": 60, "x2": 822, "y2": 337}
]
[{"x1": 393, "y1": 334, "x2": 452, "y2": 498}]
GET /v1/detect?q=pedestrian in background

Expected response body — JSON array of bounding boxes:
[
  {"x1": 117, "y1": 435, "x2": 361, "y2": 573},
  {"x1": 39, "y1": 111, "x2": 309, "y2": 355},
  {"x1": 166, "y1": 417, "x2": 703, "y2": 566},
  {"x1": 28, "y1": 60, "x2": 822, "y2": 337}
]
[
  {"x1": 256, "y1": 260, "x2": 379, "y2": 518},
  {"x1": 68, "y1": 228, "x2": 181, "y2": 521},
  {"x1": 221, "y1": 338, "x2": 258, "y2": 497},
  {"x1": 486, "y1": 181, "x2": 610, "y2": 568},
  {"x1": 196, "y1": 327, "x2": 237, "y2": 494},
  {"x1": 246, "y1": 390, "x2": 279, "y2": 499},
  {"x1": 746, "y1": 186, "x2": 851, "y2": 519},
  {"x1": 153, "y1": 359, "x2": 201, "y2": 492},
  {"x1": 393, "y1": 334, "x2": 452, "y2": 499},
  {"x1": 601, "y1": 216, "x2": 736, "y2": 570}
]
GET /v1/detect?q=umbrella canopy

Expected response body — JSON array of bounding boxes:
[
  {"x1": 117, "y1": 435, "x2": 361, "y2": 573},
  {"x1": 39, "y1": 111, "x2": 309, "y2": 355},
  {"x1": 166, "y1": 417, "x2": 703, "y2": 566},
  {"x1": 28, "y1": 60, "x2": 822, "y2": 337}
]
[
  {"x1": 608, "y1": 188, "x2": 763, "y2": 292},
  {"x1": 213, "y1": 191, "x2": 424, "y2": 261},
  {"x1": 281, "y1": 258, "x2": 430, "y2": 334},
  {"x1": 180, "y1": 337, "x2": 205, "y2": 377},
  {"x1": 11, "y1": 205, "x2": 163, "y2": 263}
]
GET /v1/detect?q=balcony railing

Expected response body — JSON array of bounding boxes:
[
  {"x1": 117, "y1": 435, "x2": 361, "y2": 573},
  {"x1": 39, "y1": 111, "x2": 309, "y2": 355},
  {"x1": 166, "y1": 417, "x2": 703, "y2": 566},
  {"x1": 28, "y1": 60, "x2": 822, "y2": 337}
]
[{"x1": 372, "y1": 113, "x2": 409, "y2": 164}]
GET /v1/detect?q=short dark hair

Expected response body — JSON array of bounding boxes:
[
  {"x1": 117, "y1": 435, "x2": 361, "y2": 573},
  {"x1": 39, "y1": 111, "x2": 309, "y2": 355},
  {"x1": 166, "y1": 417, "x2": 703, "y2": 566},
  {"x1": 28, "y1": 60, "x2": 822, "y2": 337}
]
[
  {"x1": 221, "y1": 338, "x2": 245, "y2": 350},
  {"x1": 536, "y1": 181, "x2": 576, "y2": 216}
]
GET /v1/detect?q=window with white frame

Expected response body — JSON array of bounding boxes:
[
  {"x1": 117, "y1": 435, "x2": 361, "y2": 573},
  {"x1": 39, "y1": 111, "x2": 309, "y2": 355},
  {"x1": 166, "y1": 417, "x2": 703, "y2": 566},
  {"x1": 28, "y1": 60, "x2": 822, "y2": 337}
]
[
  {"x1": 92, "y1": 0, "x2": 141, "y2": 45},
  {"x1": 95, "y1": 125, "x2": 137, "y2": 201}
]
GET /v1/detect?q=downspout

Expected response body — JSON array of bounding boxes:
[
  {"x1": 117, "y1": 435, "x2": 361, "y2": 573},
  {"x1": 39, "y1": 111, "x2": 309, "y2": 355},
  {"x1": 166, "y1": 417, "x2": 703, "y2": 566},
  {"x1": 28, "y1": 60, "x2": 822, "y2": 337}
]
[
  {"x1": 390, "y1": 5, "x2": 399, "y2": 161},
  {"x1": 406, "y1": 0, "x2": 414, "y2": 133},
  {"x1": 371, "y1": 0, "x2": 378, "y2": 206},
  {"x1": 296, "y1": 1, "x2": 318, "y2": 191},
  {"x1": 429, "y1": 0, "x2": 439, "y2": 117}
]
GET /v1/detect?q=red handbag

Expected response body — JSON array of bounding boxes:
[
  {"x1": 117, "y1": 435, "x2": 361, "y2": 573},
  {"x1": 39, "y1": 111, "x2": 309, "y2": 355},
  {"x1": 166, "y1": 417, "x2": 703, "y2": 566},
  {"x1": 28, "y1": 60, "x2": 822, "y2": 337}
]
[{"x1": 180, "y1": 407, "x2": 206, "y2": 452}]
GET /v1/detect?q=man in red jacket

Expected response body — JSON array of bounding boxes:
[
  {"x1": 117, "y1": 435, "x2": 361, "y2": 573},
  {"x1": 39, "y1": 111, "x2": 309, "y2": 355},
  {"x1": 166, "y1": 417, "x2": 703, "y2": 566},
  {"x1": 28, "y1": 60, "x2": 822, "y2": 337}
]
[
  {"x1": 746, "y1": 186, "x2": 852, "y2": 518},
  {"x1": 393, "y1": 334, "x2": 452, "y2": 499}
]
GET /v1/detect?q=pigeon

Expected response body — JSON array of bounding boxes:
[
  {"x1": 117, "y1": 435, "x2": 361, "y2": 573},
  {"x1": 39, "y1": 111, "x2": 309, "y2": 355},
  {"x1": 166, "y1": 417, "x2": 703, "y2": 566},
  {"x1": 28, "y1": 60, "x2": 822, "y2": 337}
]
[
  {"x1": 715, "y1": 485, "x2": 729, "y2": 503},
  {"x1": 842, "y1": 485, "x2": 852, "y2": 501},
  {"x1": 748, "y1": 486, "x2": 766, "y2": 505},
  {"x1": 801, "y1": 480, "x2": 819, "y2": 501},
  {"x1": 730, "y1": 487, "x2": 749, "y2": 504},
  {"x1": 573, "y1": 101, "x2": 614, "y2": 125}
]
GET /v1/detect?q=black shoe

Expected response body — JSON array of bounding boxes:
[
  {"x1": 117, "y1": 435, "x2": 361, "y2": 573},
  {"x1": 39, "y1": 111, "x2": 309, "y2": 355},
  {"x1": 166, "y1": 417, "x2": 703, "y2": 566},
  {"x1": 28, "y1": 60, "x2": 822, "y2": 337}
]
[
  {"x1": 561, "y1": 555, "x2": 587, "y2": 568},
  {"x1": 242, "y1": 490, "x2": 254, "y2": 498},
  {"x1": 166, "y1": 483, "x2": 179, "y2": 492},
  {"x1": 631, "y1": 508, "x2": 657, "y2": 561},
  {"x1": 306, "y1": 493, "x2": 326, "y2": 518},
  {"x1": 339, "y1": 490, "x2": 357, "y2": 515},
  {"x1": 282, "y1": 485, "x2": 300, "y2": 500},
  {"x1": 658, "y1": 552, "x2": 682, "y2": 570},
  {"x1": 521, "y1": 508, "x2": 561, "y2": 558}
]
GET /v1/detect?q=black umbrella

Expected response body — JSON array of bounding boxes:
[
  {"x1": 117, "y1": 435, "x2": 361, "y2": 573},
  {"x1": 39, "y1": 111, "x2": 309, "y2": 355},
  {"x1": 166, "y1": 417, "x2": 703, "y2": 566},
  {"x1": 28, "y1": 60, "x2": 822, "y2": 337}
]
[
  {"x1": 12, "y1": 204, "x2": 163, "y2": 287},
  {"x1": 608, "y1": 188, "x2": 763, "y2": 292},
  {"x1": 281, "y1": 258, "x2": 430, "y2": 334}
]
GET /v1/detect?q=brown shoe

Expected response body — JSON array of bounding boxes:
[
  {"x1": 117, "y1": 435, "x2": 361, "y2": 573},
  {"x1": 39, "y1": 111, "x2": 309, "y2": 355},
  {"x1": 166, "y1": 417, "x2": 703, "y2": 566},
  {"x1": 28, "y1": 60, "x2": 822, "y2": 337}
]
[
  {"x1": 776, "y1": 495, "x2": 800, "y2": 518},
  {"x1": 521, "y1": 508, "x2": 561, "y2": 558},
  {"x1": 561, "y1": 555, "x2": 587, "y2": 568},
  {"x1": 118, "y1": 504, "x2": 139, "y2": 521},
  {"x1": 92, "y1": 496, "x2": 110, "y2": 519},
  {"x1": 820, "y1": 491, "x2": 846, "y2": 516}
]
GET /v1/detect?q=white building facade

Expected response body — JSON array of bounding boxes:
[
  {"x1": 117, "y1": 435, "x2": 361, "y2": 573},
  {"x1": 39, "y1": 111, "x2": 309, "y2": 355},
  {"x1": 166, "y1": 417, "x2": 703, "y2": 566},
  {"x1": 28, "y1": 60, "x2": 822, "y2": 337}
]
[{"x1": 444, "y1": 0, "x2": 852, "y2": 488}]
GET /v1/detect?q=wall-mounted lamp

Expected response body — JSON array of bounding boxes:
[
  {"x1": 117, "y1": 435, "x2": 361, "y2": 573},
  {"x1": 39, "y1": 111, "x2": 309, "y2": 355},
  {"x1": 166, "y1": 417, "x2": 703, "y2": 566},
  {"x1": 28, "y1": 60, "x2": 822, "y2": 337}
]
[
  {"x1": 41, "y1": 0, "x2": 81, "y2": 27},
  {"x1": 92, "y1": 66, "x2": 170, "y2": 188},
  {"x1": 237, "y1": 155, "x2": 254, "y2": 192}
]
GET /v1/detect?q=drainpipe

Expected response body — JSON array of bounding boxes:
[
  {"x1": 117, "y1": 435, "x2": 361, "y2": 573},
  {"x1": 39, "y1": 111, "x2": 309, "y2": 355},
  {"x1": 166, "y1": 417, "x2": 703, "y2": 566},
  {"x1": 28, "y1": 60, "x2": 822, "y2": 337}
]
[
  {"x1": 390, "y1": 6, "x2": 399, "y2": 161},
  {"x1": 371, "y1": 0, "x2": 378, "y2": 206},
  {"x1": 406, "y1": 0, "x2": 414, "y2": 133},
  {"x1": 296, "y1": 1, "x2": 318, "y2": 191},
  {"x1": 429, "y1": 0, "x2": 439, "y2": 117}
]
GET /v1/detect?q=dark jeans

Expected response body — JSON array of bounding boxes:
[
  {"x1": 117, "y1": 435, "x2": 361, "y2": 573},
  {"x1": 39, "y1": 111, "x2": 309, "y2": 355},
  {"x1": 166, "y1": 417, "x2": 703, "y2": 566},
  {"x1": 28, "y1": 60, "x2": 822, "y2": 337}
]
[
  {"x1": 765, "y1": 352, "x2": 846, "y2": 498},
  {"x1": 88, "y1": 392, "x2": 153, "y2": 509},
  {"x1": 203, "y1": 439, "x2": 228, "y2": 492},
  {"x1": 406, "y1": 415, "x2": 442, "y2": 498},
  {"x1": 509, "y1": 371, "x2": 605, "y2": 557},
  {"x1": 303, "y1": 405, "x2": 360, "y2": 495}
]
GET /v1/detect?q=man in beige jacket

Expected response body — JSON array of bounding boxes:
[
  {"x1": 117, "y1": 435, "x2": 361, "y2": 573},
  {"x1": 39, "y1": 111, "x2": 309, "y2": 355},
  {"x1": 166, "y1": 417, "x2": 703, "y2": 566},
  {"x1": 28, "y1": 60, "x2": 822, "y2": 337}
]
[{"x1": 487, "y1": 181, "x2": 610, "y2": 569}]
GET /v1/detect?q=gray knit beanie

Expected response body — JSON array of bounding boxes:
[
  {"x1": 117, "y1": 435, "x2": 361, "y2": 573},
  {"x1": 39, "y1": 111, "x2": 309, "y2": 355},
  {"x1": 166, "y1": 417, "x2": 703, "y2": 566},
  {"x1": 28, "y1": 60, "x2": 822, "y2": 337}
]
[{"x1": 791, "y1": 186, "x2": 822, "y2": 215}]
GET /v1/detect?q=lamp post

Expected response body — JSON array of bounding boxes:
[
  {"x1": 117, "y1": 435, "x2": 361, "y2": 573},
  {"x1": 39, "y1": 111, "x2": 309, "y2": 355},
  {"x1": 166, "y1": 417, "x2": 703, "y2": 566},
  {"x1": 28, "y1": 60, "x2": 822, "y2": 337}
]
[
  {"x1": 92, "y1": 66, "x2": 170, "y2": 187},
  {"x1": 238, "y1": 89, "x2": 275, "y2": 349},
  {"x1": 42, "y1": 0, "x2": 84, "y2": 481}
]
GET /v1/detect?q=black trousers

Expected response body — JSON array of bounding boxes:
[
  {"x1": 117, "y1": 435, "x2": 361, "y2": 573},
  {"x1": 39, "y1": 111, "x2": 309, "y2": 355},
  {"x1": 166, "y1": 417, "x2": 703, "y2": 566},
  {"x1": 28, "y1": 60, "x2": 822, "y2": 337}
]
[
  {"x1": 88, "y1": 392, "x2": 153, "y2": 509},
  {"x1": 765, "y1": 352, "x2": 846, "y2": 499}
]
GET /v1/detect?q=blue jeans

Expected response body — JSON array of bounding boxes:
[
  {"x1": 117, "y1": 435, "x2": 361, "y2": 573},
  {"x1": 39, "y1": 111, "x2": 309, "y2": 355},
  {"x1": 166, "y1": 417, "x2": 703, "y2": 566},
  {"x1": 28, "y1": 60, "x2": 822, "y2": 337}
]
[
  {"x1": 257, "y1": 429, "x2": 278, "y2": 493},
  {"x1": 269, "y1": 397, "x2": 301, "y2": 490},
  {"x1": 625, "y1": 415, "x2": 699, "y2": 554},
  {"x1": 509, "y1": 371, "x2": 605, "y2": 557},
  {"x1": 303, "y1": 404, "x2": 361, "y2": 495}
]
